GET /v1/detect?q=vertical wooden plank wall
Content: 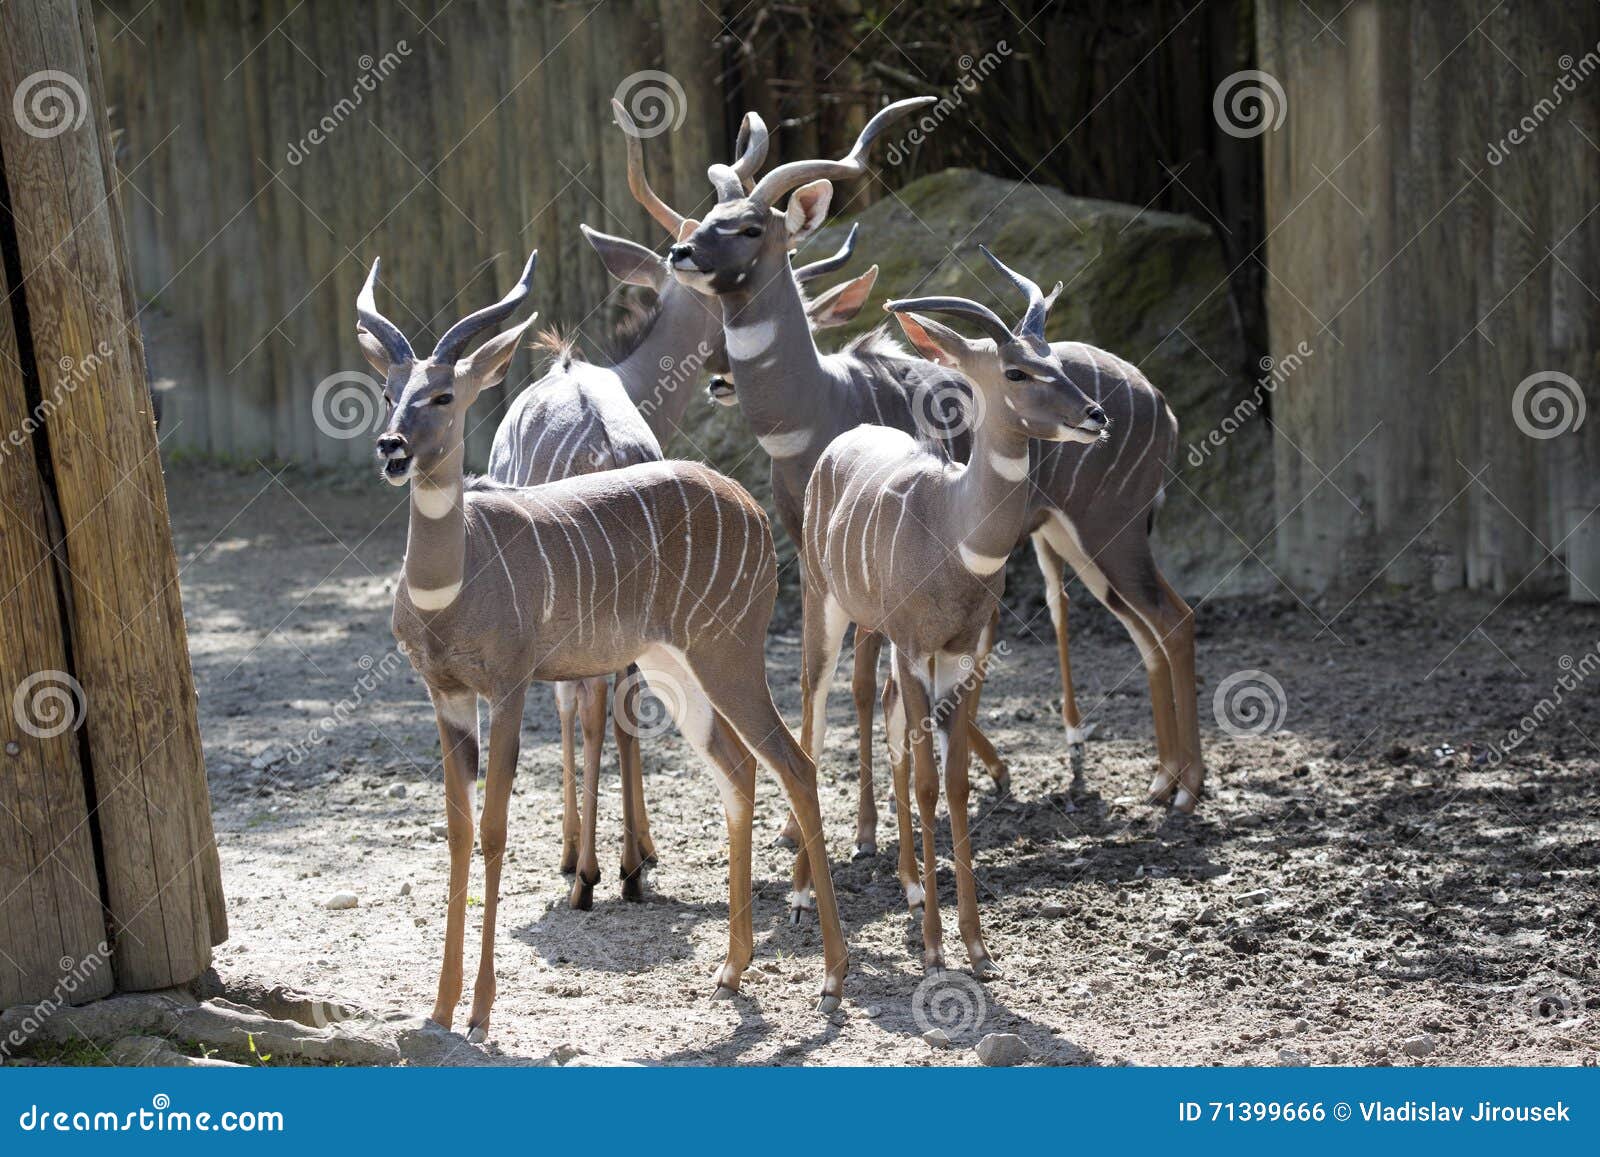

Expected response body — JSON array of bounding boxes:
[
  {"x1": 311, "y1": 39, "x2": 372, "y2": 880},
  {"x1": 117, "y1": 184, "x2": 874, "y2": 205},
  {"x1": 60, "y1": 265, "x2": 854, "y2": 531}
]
[
  {"x1": 0, "y1": 0, "x2": 225, "y2": 999},
  {"x1": 1259, "y1": 0, "x2": 1599, "y2": 601}
]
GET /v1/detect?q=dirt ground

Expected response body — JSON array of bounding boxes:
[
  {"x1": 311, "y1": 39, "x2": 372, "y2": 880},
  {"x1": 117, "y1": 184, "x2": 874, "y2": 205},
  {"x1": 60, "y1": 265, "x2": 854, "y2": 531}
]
[{"x1": 166, "y1": 461, "x2": 1600, "y2": 1067}]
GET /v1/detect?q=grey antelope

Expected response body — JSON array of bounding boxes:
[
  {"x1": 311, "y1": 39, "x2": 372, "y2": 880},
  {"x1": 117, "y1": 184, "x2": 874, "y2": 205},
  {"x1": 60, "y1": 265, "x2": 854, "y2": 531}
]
[
  {"x1": 802, "y1": 256, "x2": 1108, "y2": 975},
  {"x1": 484, "y1": 99, "x2": 768, "y2": 909},
  {"x1": 704, "y1": 223, "x2": 880, "y2": 405},
  {"x1": 668, "y1": 95, "x2": 1019, "y2": 866},
  {"x1": 674, "y1": 105, "x2": 1203, "y2": 821},
  {"x1": 357, "y1": 254, "x2": 848, "y2": 1038}
]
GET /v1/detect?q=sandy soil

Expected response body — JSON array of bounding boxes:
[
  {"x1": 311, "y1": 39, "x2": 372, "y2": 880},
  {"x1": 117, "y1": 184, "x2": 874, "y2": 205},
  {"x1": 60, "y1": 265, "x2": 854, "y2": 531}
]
[{"x1": 167, "y1": 462, "x2": 1600, "y2": 1067}]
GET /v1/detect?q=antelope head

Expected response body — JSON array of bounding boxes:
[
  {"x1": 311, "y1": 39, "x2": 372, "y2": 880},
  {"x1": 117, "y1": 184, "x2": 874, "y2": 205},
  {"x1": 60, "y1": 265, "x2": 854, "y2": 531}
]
[
  {"x1": 705, "y1": 223, "x2": 880, "y2": 405},
  {"x1": 886, "y1": 245, "x2": 1108, "y2": 445},
  {"x1": 668, "y1": 96, "x2": 934, "y2": 298},
  {"x1": 358, "y1": 252, "x2": 539, "y2": 486}
]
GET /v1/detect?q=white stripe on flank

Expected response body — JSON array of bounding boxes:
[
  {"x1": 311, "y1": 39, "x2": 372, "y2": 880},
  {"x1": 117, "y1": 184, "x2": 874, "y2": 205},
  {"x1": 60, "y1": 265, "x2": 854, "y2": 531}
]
[
  {"x1": 669, "y1": 477, "x2": 692, "y2": 632},
  {"x1": 512, "y1": 503, "x2": 557, "y2": 621},
  {"x1": 476, "y1": 512, "x2": 523, "y2": 633},
  {"x1": 958, "y1": 543, "x2": 1007, "y2": 576},
  {"x1": 757, "y1": 427, "x2": 815, "y2": 459},
  {"x1": 631, "y1": 489, "x2": 661, "y2": 620},
  {"x1": 709, "y1": 505, "x2": 752, "y2": 627},
  {"x1": 409, "y1": 580, "x2": 462, "y2": 610}
]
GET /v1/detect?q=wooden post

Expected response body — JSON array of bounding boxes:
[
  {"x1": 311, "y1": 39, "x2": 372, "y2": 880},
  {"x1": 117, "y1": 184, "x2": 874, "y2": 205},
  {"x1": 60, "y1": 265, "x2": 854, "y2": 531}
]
[{"x1": 0, "y1": 0, "x2": 224, "y2": 1002}]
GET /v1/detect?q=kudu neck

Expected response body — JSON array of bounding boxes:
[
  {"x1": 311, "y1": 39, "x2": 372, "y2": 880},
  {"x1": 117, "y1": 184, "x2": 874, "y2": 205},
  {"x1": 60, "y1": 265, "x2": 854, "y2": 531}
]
[
  {"x1": 403, "y1": 440, "x2": 467, "y2": 605},
  {"x1": 615, "y1": 286, "x2": 724, "y2": 444},
  {"x1": 952, "y1": 405, "x2": 1034, "y2": 562},
  {"x1": 716, "y1": 257, "x2": 822, "y2": 427}
]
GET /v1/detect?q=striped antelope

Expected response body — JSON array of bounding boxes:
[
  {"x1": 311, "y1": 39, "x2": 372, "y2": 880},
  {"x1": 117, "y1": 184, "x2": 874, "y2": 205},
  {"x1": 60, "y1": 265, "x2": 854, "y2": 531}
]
[
  {"x1": 673, "y1": 110, "x2": 1202, "y2": 823},
  {"x1": 358, "y1": 254, "x2": 848, "y2": 1039},
  {"x1": 484, "y1": 99, "x2": 768, "y2": 908},
  {"x1": 801, "y1": 259, "x2": 1108, "y2": 975},
  {"x1": 669, "y1": 97, "x2": 1016, "y2": 868}
]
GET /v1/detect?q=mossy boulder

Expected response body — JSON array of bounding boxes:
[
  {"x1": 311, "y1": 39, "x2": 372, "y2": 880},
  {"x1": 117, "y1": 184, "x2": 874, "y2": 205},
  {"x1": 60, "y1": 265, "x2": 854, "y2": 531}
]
[{"x1": 666, "y1": 168, "x2": 1274, "y2": 621}]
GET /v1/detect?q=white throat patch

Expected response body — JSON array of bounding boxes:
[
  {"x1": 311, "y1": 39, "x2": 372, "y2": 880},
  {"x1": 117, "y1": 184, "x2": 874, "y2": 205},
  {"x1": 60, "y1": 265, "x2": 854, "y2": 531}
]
[
  {"x1": 989, "y1": 448, "x2": 1029, "y2": 481},
  {"x1": 412, "y1": 482, "x2": 459, "y2": 520},
  {"x1": 725, "y1": 318, "x2": 777, "y2": 361},
  {"x1": 756, "y1": 428, "x2": 815, "y2": 459},
  {"x1": 958, "y1": 542, "x2": 1008, "y2": 576}
]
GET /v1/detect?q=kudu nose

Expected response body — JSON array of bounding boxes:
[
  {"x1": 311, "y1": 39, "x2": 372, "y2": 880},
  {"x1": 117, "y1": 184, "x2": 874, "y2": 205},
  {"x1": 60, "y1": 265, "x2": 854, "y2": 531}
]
[
  {"x1": 669, "y1": 244, "x2": 693, "y2": 264},
  {"x1": 376, "y1": 433, "x2": 407, "y2": 458}
]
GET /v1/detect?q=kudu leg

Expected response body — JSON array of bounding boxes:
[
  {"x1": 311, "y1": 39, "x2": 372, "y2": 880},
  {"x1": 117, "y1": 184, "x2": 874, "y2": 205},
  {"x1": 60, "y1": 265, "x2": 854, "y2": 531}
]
[
  {"x1": 467, "y1": 687, "x2": 524, "y2": 1043},
  {"x1": 963, "y1": 683, "x2": 1011, "y2": 795},
  {"x1": 848, "y1": 627, "x2": 883, "y2": 858},
  {"x1": 881, "y1": 673, "x2": 922, "y2": 914},
  {"x1": 569, "y1": 675, "x2": 608, "y2": 910},
  {"x1": 429, "y1": 691, "x2": 479, "y2": 1030},
  {"x1": 691, "y1": 647, "x2": 849, "y2": 1011},
  {"x1": 941, "y1": 670, "x2": 999, "y2": 978},
  {"x1": 1155, "y1": 573, "x2": 1204, "y2": 809},
  {"x1": 894, "y1": 650, "x2": 945, "y2": 972},
  {"x1": 1033, "y1": 531, "x2": 1087, "y2": 780},
  {"x1": 555, "y1": 681, "x2": 580, "y2": 875},
  {"x1": 612, "y1": 668, "x2": 649, "y2": 900},
  {"x1": 791, "y1": 587, "x2": 849, "y2": 893},
  {"x1": 620, "y1": 664, "x2": 659, "y2": 867}
]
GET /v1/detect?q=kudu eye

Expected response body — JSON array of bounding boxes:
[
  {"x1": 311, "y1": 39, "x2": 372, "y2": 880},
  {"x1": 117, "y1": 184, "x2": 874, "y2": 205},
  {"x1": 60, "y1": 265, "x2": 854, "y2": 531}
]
[
  {"x1": 741, "y1": 226, "x2": 764, "y2": 238},
  {"x1": 432, "y1": 392, "x2": 455, "y2": 406},
  {"x1": 1004, "y1": 368, "x2": 1027, "y2": 382}
]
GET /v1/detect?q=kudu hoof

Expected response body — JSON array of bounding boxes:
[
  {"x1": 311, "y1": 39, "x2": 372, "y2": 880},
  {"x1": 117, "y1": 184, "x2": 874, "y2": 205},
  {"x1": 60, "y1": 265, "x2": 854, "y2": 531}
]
[
  {"x1": 971, "y1": 957, "x2": 1003, "y2": 981},
  {"x1": 466, "y1": 1024, "x2": 489, "y2": 1044},
  {"x1": 990, "y1": 767, "x2": 1012, "y2": 796},
  {"x1": 851, "y1": 841, "x2": 877, "y2": 861},
  {"x1": 816, "y1": 994, "x2": 841, "y2": 1015},
  {"x1": 569, "y1": 873, "x2": 598, "y2": 910},
  {"x1": 711, "y1": 984, "x2": 739, "y2": 1001},
  {"x1": 1068, "y1": 742, "x2": 1087, "y2": 781},
  {"x1": 772, "y1": 833, "x2": 798, "y2": 851},
  {"x1": 620, "y1": 870, "x2": 646, "y2": 902}
]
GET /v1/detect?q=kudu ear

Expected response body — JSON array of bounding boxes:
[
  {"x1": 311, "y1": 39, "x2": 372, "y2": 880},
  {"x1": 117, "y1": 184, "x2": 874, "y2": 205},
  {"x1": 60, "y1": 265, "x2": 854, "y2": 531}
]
[
  {"x1": 892, "y1": 310, "x2": 980, "y2": 369},
  {"x1": 580, "y1": 224, "x2": 667, "y2": 291},
  {"x1": 806, "y1": 265, "x2": 879, "y2": 329},
  {"x1": 784, "y1": 180, "x2": 833, "y2": 244},
  {"x1": 357, "y1": 326, "x2": 399, "y2": 376},
  {"x1": 456, "y1": 314, "x2": 538, "y2": 394}
]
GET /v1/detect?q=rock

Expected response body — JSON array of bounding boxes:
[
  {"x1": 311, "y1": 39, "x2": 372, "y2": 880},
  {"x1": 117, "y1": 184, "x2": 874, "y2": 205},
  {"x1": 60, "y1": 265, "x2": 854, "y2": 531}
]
[
  {"x1": 323, "y1": 892, "x2": 358, "y2": 910},
  {"x1": 1401, "y1": 1033, "x2": 1438, "y2": 1058},
  {"x1": 430, "y1": 822, "x2": 448, "y2": 840},
  {"x1": 922, "y1": 1028, "x2": 953, "y2": 1049},
  {"x1": 1013, "y1": 707, "x2": 1036, "y2": 723},
  {"x1": 1039, "y1": 903, "x2": 1070, "y2": 918},
  {"x1": 1237, "y1": 888, "x2": 1273, "y2": 906},
  {"x1": 1196, "y1": 904, "x2": 1222, "y2": 925},
  {"x1": 399, "y1": 881, "x2": 412, "y2": 897},
  {"x1": 250, "y1": 748, "x2": 282, "y2": 771},
  {"x1": 563, "y1": 1056, "x2": 644, "y2": 1067},
  {"x1": 691, "y1": 168, "x2": 1265, "y2": 601},
  {"x1": 975, "y1": 1032, "x2": 1033, "y2": 1067},
  {"x1": 386, "y1": 783, "x2": 407, "y2": 799},
  {"x1": 864, "y1": 1005, "x2": 881, "y2": 1018},
  {"x1": 550, "y1": 1042, "x2": 584, "y2": 1065},
  {"x1": 1276, "y1": 1047, "x2": 1309, "y2": 1067},
  {"x1": 106, "y1": 1034, "x2": 241, "y2": 1067}
]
